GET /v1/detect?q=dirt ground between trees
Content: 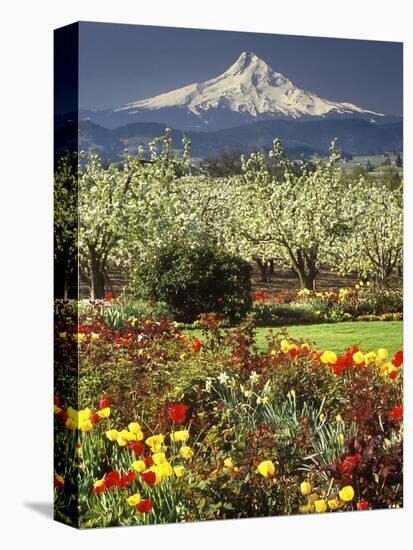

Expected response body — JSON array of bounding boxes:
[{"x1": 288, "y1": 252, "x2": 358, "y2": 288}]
[{"x1": 79, "y1": 263, "x2": 402, "y2": 298}]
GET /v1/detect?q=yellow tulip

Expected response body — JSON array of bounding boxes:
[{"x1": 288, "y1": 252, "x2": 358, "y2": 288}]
[
  {"x1": 375, "y1": 356, "x2": 383, "y2": 367},
  {"x1": 152, "y1": 452, "x2": 166, "y2": 465},
  {"x1": 299, "y1": 503, "x2": 314, "y2": 514},
  {"x1": 353, "y1": 351, "x2": 365, "y2": 365},
  {"x1": 105, "y1": 429, "x2": 118, "y2": 442},
  {"x1": 116, "y1": 435, "x2": 127, "y2": 447},
  {"x1": 378, "y1": 348, "x2": 389, "y2": 360},
  {"x1": 224, "y1": 457, "x2": 234, "y2": 469},
  {"x1": 127, "y1": 492, "x2": 141, "y2": 506},
  {"x1": 280, "y1": 339, "x2": 290, "y2": 353},
  {"x1": 134, "y1": 430, "x2": 144, "y2": 441},
  {"x1": 79, "y1": 409, "x2": 91, "y2": 422},
  {"x1": 128, "y1": 422, "x2": 141, "y2": 434},
  {"x1": 180, "y1": 446, "x2": 194, "y2": 460},
  {"x1": 171, "y1": 429, "x2": 190, "y2": 443},
  {"x1": 132, "y1": 460, "x2": 146, "y2": 473},
  {"x1": 300, "y1": 481, "x2": 312, "y2": 496},
  {"x1": 79, "y1": 419, "x2": 93, "y2": 432},
  {"x1": 146, "y1": 434, "x2": 166, "y2": 453},
  {"x1": 337, "y1": 433, "x2": 345, "y2": 446},
  {"x1": 339, "y1": 485, "x2": 355, "y2": 502},
  {"x1": 119, "y1": 429, "x2": 134, "y2": 442},
  {"x1": 328, "y1": 497, "x2": 341, "y2": 510},
  {"x1": 97, "y1": 407, "x2": 111, "y2": 419},
  {"x1": 314, "y1": 499, "x2": 327, "y2": 513},
  {"x1": 67, "y1": 407, "x2": 77, "y2": 420},
  {"x1": 66, "y1": 418, "x2": 77, "y2": 431},
  {"x1": 174, "y1": 465, "x2": 185, "y2": 478},
  {"x1": 320, "y1": 351, "x2": 338, "y2": 365},
  {"x1": 364, "y1": 351, "x2": 376, "y2": 365},
  {"x1": 158, "y1": 462, "x2": 173, "y2": 477},
  {"x1": 257, "y1": 460, "x2": 276, "y2": 478}
]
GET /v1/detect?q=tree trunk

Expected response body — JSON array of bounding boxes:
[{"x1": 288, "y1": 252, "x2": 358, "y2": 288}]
[
  {"x1": 297, "y1": 269, "x2": 316, "y2": 290},
  {"x1": 292, "y1": 249, "x2": 317, "y2": 290},
  {"x1": 89, "y1": 248, "x2": 106, "y2": 299},
  {"x1": 255, "y1": 259, "x2": 269, "y2": 283},
  {"x1": 91, "y1": 269, "x2": 105, "y2": 300}
]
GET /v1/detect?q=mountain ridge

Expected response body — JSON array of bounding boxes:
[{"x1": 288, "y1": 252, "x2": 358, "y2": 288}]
[
  {"x1": 55, "y1": 117, "x2": 403, "y2": 163},
  {"x1": 78, "y1": 51, "x2": 396, "y2": 132}
]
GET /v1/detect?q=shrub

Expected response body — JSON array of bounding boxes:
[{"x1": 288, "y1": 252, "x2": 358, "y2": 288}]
[
  {"x1": 136, "y1": 242, "x2": 252, "y2": 323},
  {"x1": 349, "y1": 285, "x2": 402, "y2": 316}
]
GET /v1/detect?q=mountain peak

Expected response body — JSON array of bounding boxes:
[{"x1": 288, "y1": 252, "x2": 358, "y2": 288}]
[
  {"x1": 115, "y1": 52, "x2": 383, "y2": 129},
  {"x1": 225, "y1": 51, "x2": 271, "y2": 77},
  {"x1": 236, "y1": 51, "x2": 261, "y2": 65}
]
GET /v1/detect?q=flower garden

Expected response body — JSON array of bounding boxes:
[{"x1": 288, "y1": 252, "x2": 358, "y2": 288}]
[
  {"x1": 54, "y1": 300, "x2": 403, "y2": 527},
  {"x1": 54, "y1": 134, "x2": 403, "y2": 527}
]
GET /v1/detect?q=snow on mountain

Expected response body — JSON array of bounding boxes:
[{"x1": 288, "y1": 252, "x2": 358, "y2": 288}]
[{"x1": 114, "y1": 51, "x2": 383, "y2": 126}]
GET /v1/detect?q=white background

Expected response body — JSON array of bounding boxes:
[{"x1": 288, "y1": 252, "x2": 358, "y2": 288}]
[{"x1": 0, "y1": 0, "x2": 411, "y2": 547}]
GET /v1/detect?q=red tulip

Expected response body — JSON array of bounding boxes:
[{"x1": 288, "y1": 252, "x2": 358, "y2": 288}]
[
  {"x1": 144, "y1": 455, "x2": 154, "y2": 467},
  {"x1": 357, "y1": 500, "x2": 369, "y2": 511},
  {"x1": 338, "y1": 461, "x2": 353, "y2": 476},
  {"x1": 124, "y1": 471, "x2": 136, "y2": 485},
  {"x1": 130, "y1": 441, "x2": 144, "y2": 455},
  {"x1": 59, "y1": 410, "x2": 68, "y2": 422},
  {"x1": 104, "y1": 292, "x2": 113, "y2": 302},
  {"x1": 136, "y1": 499, "x2": 152, "y2": 513},
  {"x1": 288, "y1": 347, "x2": 298, "y2": 359},
  {"x1": 345, "y1": 453, "x2": 362, "y2": 465},
  {"x1": 105, "y1": 470, "x2": 121, "y2": 489},
  {"x1": 389, "y1": 405, "x2": 403, "y2": 421},
  {"x1": 169, "y1": 403, "x2": 187, "y2": 425},
  {"x1": 93, "y1": 483, "x2": 106, "y2": 495},
  {"x1": 191, "y1": 338, "x2": 203, "y2": 353},
  {"x1": 54, "y1": 474, "x2": 64, "y2": 490},
  {"x1": 391, "y1": 350, "x2": 403, "y2": 367},
  {"x1": 90, "y1": 412, "x2": 101, "y2": 424},
  {"x1": 119, "y1": 471, "x2": 136, "y2": 488},
  {"x1": 141, "y1": 471, "x2": 157, "y2": 486},
  {"x1": 99, "y1": 398, "x2": 110, "y2": 410}
]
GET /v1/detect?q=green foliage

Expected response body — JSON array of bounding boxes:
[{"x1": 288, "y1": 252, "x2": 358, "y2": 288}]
[
  {"x1": 103, "y1": 300, "x2": 176, "y2": 330},
  {"x1": 342, "y1": 285, "x2": 403, "y2": 316},
  {"x1": 136, "y1": 241, "x2": 252, "y2": 323}
]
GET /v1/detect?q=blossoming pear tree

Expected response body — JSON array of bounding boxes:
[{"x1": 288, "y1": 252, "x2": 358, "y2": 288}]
[
  {"x1": 77, "y1": 130, "x2": 220, "y2": 298},
  {"x1": 54, "y1": 152, "x2": 79, "y2": 298},
  {"x1": 228, "y1": 139, "x2": 357, "y2": 289},
  {"x1": 337, "y1": 180, "x2": 403, "y2": 284},
  {"x1": 78, "y1": 148, "x2": 141, "y2": 299}
]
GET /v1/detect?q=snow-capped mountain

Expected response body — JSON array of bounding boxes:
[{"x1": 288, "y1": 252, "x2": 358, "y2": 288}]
[{"x1": 108, "y1": 51, "x2": 383, "y2": 131}]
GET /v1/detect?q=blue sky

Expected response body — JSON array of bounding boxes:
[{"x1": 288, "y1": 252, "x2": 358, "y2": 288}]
[{"x1": 78, "y1": 22, "x2": 403, "y2": 115}]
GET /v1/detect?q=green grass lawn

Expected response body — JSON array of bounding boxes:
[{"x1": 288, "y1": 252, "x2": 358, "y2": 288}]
[{"x1": 188, "y1": 321, "x2": 403, "y2": 355}]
